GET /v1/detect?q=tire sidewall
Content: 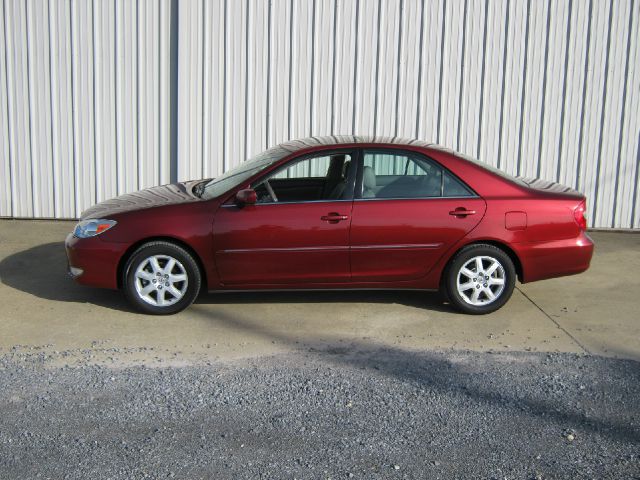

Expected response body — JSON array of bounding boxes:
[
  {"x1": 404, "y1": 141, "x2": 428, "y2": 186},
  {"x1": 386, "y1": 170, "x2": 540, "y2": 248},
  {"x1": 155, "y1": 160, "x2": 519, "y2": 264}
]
[
  {"x1": 445, "y1": 245, "x2": 516, "y2": 315},
  {"x1": 124, "y1": 242, "x2": 201, "y2": 315}
]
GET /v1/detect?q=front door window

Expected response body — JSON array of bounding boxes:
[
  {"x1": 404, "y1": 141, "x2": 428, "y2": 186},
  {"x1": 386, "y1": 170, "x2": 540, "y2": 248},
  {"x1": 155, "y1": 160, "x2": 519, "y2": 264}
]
[{"x1": 253, "y1": 152, "x2": 355, "y2": 203}]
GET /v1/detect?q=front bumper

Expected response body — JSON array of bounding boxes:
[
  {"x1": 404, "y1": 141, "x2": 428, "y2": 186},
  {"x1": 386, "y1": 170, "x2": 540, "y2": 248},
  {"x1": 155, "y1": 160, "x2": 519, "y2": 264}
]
[{"x1": 65, "y1": 233, "x2": 124, "y2": 289}]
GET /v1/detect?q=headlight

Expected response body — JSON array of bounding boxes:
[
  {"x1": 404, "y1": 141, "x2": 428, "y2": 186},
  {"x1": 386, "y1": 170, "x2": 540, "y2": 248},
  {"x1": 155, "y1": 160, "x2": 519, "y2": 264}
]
[{"x1": 73, "y1": 219, "x2": 117, "y2": 238}]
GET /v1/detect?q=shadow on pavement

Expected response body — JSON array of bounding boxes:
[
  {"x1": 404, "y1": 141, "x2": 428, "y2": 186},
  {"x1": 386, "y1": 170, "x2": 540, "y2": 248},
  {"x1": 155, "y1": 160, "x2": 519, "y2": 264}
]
[
  {"x1": 0, "y1": 242, "x2": 131, "y2": 312},
  {"x1": 200, "y1": 289, "x2": 451, "y2": 313},
  {"x1": 2, "y1": 242, "x2": 639, "y2": 447},
  {"x1": 189, "y1": 304, "x2": 640, "y2": 447},
  {"x1": 0, "y1": 242, "x2": 452, "y2": 314}
]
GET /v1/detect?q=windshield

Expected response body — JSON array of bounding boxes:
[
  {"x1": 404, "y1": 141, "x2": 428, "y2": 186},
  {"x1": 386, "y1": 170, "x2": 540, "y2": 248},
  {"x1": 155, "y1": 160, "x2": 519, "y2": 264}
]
[{"x1": 201, "y1": 146, "x2": 291, "y2": 200}]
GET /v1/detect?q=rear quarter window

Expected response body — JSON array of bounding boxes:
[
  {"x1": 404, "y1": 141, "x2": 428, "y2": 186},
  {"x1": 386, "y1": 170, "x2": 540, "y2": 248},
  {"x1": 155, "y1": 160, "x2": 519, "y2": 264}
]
[
  {"x1": 455, "y1": 152, "x2": 528, "y2": 188},
  {"x1": 443, "y1": 171, "x2": 475, "y2": 197}
]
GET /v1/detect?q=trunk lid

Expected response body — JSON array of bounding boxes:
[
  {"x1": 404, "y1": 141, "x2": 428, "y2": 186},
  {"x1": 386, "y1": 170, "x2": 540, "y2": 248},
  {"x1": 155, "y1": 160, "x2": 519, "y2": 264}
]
[{"x1": 517, "y1": 177, "x2": 584, "y2": 199}]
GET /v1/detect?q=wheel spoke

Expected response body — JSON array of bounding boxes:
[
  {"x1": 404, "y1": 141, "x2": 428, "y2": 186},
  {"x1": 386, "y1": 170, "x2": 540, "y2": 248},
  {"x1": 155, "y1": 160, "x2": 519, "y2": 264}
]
[
  {"x1": 475, "y1": 257, "x2": 483, "y2": 273},
  {"x1": 486, "y1": 261, "x2": 500, "y2": 275},
  {"x1": 157, "y1": 288, "x2": 166, "y2": 306},
  {"x1": 460, "y1": 267, "x2": 475, "y2": 279},
  {"x1": 470, "y1": 288, "x2": 480, "y2": 303},
  {"x1": 458, "y1": 281, "x2": 474, "y2": 291},
  {"x1": 164, "y1": 258, "x2": 176, "y2": 275},
  {"x1": 140, "y1": 283, "x2": 155, "y2": 296},
  {"x1": 169, "y1": 273, "x2": 187, "y2": 283},
  {"x1": 484, "y1": 288, "x2": 496, "y2": 301},
  {"x1": 150, "y1": 257, "x2": 162, "y2": 274},
  {"x1": 489, "y1": 277, "x2": 504, "y2": 286},
  {"x1": 167, "y1": 285, "x2": 183, "y2": 299},
  {"x1": 135, "y1": 270, "x2": 155, "y2": 281}
]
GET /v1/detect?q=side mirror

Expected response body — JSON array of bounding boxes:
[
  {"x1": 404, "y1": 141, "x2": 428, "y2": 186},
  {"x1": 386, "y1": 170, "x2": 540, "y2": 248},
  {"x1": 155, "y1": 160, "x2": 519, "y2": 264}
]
[{"x1": 235, "y1": 188, "x2": 257, "y2": 206}]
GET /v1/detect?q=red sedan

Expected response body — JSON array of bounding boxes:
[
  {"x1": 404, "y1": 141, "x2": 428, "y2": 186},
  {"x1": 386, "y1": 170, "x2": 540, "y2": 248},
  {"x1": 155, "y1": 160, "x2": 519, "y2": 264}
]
[{"x1": 65, "y1": 136, "x2": 593, "y2": 315}]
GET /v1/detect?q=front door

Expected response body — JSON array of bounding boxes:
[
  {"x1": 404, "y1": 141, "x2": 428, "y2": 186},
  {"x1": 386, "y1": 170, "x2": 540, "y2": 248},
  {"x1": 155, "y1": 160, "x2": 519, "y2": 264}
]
[
  {"x1": 212, "y1": 150, "x2": 357, "y2": 286},
  {"x1": 349, "y1": 149, "x2": 486, "y2": 282}
]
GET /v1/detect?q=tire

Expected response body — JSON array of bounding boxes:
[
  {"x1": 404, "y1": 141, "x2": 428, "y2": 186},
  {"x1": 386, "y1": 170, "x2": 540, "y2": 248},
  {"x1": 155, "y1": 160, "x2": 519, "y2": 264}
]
[
  {"x1": 123, "y1": 241, "x2": 201, "y2": 315},
  {"x1": 443, "y1": 244, "x2": 516, "y2": 315}
]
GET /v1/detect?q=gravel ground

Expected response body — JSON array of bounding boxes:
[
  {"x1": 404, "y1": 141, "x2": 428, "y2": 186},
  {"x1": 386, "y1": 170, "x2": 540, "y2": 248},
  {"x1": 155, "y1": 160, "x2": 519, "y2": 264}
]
[{"x1": 0, "y1": 347, "x2": 638, "y2": 479}]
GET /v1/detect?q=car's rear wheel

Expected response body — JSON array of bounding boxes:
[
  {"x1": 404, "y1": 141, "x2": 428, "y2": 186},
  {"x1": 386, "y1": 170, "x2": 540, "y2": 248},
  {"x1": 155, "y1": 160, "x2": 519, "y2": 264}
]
[
  {"x1": 123, "y1": 241, "x2": 201, "y2": 315},
  {"x1": 444, "y1": 244, "x2": 516, "y2": 315}
]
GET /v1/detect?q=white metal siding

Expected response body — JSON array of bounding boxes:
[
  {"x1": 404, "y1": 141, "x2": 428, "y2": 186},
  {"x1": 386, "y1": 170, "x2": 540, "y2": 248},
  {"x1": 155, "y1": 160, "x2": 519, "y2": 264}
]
[
  {"x1": 1, "y1": 0, "x2": 171, "y2": 219},
  {"x1": 1, "y1": 0, "x2": 639, "y2": 228}
]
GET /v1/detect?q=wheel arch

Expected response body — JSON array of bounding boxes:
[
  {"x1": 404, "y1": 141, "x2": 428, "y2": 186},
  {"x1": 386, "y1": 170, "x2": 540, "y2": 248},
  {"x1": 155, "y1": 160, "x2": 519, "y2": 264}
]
[
  {"x1": 116, "y1": 236, "x2": 208, "y2": 290},
  {"x1": 441, "y1": 239, "x2": 524, "y2": 285}
]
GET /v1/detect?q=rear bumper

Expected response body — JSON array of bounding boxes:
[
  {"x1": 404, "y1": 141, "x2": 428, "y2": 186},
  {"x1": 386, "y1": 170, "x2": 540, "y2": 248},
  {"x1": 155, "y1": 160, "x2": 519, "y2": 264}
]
[
  {"x1": 65, "y1": 233, "x2": 124, "y2": 289},
  {"x1": 516, "y1": 232, "x2": 594, "y2": 283}
]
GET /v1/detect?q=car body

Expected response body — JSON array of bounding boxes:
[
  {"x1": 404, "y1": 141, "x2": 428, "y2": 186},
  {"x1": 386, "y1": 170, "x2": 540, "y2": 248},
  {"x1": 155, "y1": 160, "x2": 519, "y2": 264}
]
[{"x1": 65, "y1": 136, "x2": 594, "y2": 314}]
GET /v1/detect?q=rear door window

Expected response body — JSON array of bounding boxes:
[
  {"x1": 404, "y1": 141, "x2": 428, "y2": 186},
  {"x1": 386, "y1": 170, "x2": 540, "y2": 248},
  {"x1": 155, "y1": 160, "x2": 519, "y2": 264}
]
[{"x1": 359, "y1": 151, "x2": 474, "y2": 199}]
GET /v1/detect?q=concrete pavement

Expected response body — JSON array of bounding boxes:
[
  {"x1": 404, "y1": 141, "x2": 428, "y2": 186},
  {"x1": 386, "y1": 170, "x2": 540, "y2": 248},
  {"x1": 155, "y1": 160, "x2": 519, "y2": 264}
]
[{"x1": 0, "y1": 220, "x2": 637, "y2": 364}]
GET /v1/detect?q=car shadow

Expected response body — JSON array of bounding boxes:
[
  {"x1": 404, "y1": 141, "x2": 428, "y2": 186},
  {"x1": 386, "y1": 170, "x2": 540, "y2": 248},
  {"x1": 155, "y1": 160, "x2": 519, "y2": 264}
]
[
  {"x1": 0, "y1": 242, "x2": 452, "y2": 314},
  {"x1": 200, "y1": 289, "x2": 452, "y2": 313},
  {"x1": 0, "y1": 242, "x2": 133, "y2": 312}
]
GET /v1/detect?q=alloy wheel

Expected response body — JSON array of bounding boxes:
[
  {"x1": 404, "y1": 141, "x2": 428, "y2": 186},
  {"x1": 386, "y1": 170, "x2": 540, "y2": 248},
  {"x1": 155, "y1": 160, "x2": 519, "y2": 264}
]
[
  {"x1": 133, "y1": 255, "x2": 189, "y2": 307},
  {"x1": 456, "y1": 255, "x2": 506, "y2": 306}
]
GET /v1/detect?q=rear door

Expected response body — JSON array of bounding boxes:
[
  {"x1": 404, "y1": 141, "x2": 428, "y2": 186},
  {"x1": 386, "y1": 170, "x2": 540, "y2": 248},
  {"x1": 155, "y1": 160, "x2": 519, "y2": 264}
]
[{"x1": 349, "y1": 149, "x2": 486, "y2": 282}]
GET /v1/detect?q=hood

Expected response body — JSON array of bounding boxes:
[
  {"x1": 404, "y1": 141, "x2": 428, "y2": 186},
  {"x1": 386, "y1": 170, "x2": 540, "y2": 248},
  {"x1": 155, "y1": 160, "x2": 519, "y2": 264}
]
[
  {"x1": 517, "y1": 176, "x2": 584, "y2": 199},
  {"x1": 80, "y1": 180, "x2": 206, "y2": 220}
]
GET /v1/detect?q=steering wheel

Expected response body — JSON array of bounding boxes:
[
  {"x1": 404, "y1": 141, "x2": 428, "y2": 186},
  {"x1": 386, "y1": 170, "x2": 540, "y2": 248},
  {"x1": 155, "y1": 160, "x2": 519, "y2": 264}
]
[{"x1": 264, "y1": 179, "x2": 278, "y2": 202}]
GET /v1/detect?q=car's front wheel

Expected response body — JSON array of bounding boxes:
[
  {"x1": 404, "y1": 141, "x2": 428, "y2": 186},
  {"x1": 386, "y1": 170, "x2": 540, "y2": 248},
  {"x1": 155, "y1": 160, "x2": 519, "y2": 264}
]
[
  {"x1": 123, "y1": 241, "x2": 201, "y2": 315},
  {"x1": 444, "y1": 244, "x2": 516, "y2": 315}
]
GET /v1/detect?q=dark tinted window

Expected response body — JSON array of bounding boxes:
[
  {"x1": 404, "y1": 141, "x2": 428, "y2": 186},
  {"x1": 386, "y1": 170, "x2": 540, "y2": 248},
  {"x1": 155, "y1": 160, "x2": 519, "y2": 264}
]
[
  {"x1": 443, "y1": 170, "x2": 474, "y2": 197},
  {"x1": 360, "y1": 151, "x2": 474, "y2": 199}
]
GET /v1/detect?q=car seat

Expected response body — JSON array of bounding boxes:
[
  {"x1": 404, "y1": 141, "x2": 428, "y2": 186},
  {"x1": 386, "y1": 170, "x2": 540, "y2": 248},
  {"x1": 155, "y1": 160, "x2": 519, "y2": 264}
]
[{"x1": 362, "y1": 166, "x2": 376, "y2": 198}]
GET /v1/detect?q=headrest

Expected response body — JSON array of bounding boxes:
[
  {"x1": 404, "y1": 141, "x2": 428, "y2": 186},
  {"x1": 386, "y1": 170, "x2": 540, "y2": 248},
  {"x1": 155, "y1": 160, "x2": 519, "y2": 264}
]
[{"x1": 363, "y1": 166, "x2": 376, "y2": 189}]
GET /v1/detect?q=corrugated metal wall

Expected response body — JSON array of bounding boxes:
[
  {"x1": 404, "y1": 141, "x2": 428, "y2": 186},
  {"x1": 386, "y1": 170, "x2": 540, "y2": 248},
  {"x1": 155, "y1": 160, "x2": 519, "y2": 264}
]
[
  {"x1": 0, "y1": 0, "x2": 172, "y2": 219},
  {"x1": 1, "y1": 0, "x2": 639, "y2": 228}
]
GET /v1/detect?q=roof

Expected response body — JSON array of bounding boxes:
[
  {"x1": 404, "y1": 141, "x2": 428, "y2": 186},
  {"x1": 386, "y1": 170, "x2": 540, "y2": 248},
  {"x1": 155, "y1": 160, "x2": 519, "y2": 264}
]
[{"x1": 275, "y1": 135, "x2": 435, "y2": 154}]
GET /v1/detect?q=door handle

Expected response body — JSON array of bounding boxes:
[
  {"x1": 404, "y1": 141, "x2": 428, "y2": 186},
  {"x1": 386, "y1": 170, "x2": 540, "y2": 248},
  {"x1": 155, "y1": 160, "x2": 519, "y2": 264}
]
[
  {"x1": 321, "y1": 212, "x2": 349, "y2": 223},
  {"x1": 449, "y1": 207, "x2": 476, "y2": 217}
]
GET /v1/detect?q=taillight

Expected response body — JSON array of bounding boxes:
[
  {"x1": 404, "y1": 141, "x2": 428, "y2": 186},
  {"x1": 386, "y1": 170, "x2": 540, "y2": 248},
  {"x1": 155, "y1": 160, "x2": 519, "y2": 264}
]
[{"x1": 573, "y1": 200, "x2": 587, "y2": 231}]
